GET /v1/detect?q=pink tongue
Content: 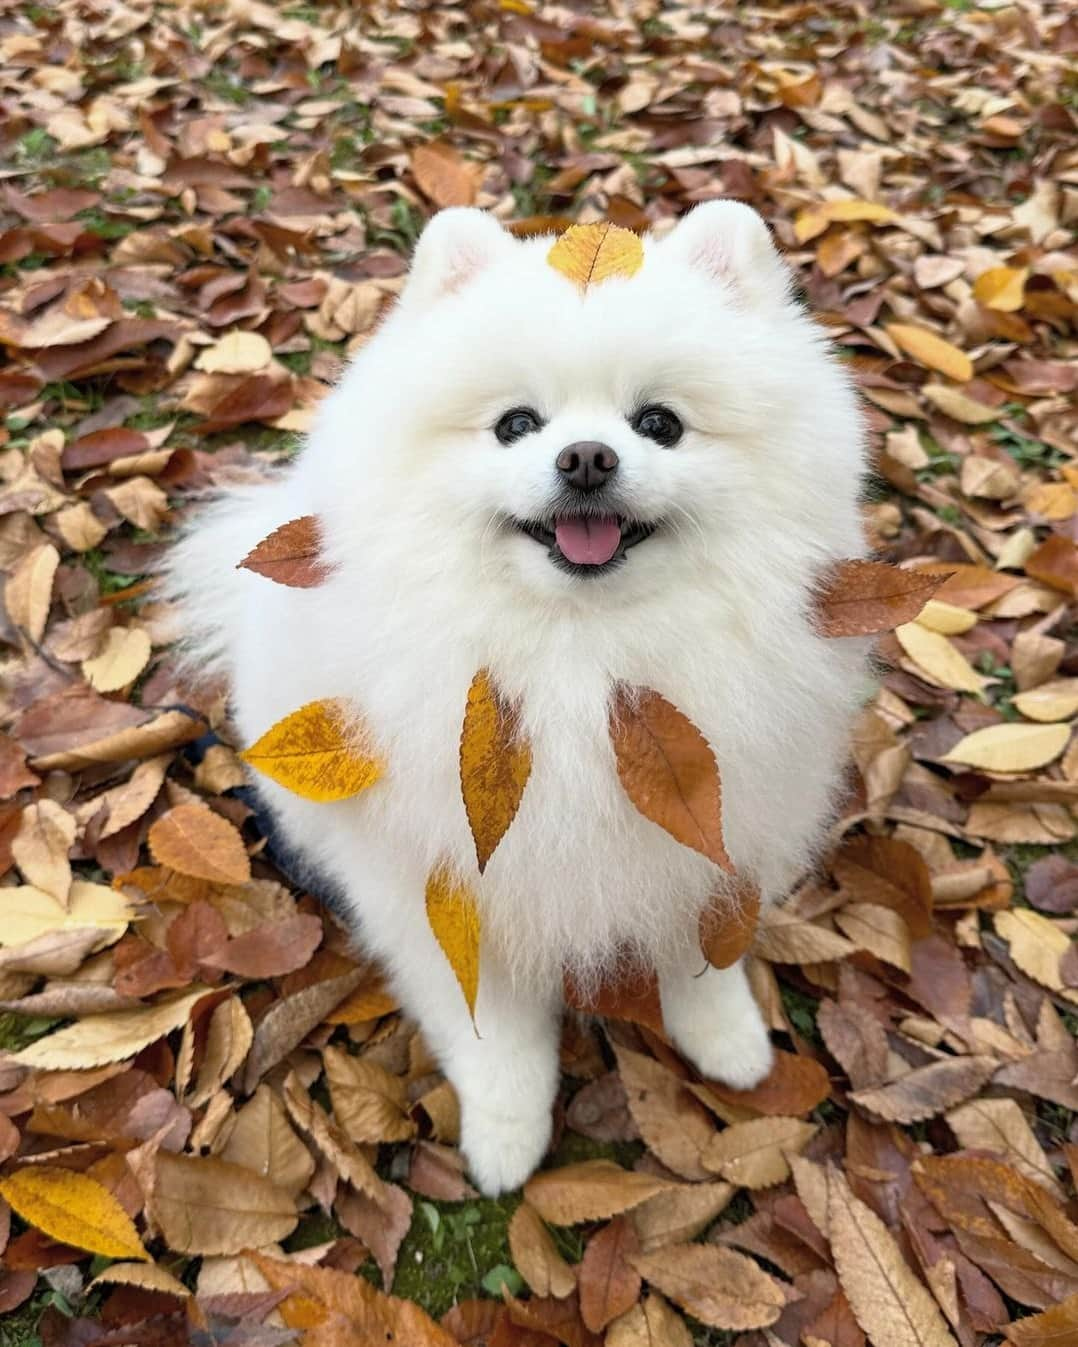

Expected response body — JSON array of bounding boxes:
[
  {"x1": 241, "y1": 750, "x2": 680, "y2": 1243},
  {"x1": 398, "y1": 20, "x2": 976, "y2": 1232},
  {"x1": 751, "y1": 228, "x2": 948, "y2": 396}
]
[{"x1": 555, "y1": 516, "x2": 622, "y2": 565}]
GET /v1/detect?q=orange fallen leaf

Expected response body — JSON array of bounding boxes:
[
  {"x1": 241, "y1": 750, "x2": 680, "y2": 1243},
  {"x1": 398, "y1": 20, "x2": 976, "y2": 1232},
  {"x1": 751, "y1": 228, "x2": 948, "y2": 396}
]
[
  {"x1": 885, "y1": 323, "x2": 973, "y2": 383},
  {"x1": 411, "y1": 141, "x2": 480, "y2": 208},
  {"x1": 148, "y1": 802, "x2": 250, "y2": 886}
]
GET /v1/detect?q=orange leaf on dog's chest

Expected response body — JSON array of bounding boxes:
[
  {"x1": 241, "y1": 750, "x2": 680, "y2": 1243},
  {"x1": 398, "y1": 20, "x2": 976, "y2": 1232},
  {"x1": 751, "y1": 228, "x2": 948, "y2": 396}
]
[
  {"x1": 238, "y1": 515, "x2": 330, "y2": 589},
  {"x1": 547, "y1": 221, "x2": 643, "y2": 290},
  {"x1": 609, "y1": 684, "x2": 731, "y2": 871},
  {"x1": 813, "y1": 559, "x2": 951, "y2": 637},
  {"x1": 699, "y1": 881, "x2": 761, "y2": 969},
  {"x1": 459, "y1": 669, "x2": 532, "y2": 873}
]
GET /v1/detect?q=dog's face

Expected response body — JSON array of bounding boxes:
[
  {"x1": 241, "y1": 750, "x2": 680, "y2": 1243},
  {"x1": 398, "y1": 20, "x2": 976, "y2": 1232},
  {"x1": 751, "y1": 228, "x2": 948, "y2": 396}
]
[{"x1": 332, "y1": 204, "x2": 864, "y2": 605}]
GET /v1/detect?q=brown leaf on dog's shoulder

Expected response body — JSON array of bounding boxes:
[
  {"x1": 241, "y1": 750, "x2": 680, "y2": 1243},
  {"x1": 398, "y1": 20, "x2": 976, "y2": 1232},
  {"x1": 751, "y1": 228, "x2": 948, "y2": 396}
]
[
  {"x1": 814, "y1": 560, "x2": 950, "y2": 638},
  {"x1": 425, "y1": 862, "x2": 481, "y2": 1023},
  {"x1": 629, "y1": 1244, "x2": 786, "y2": 1330},
  {"x1": 240, "y1": 699, "x2": 384, "y2": 803},
  {"x1": 700, "y1": 881, "x2": 761, "y2": 969},
  {"x1": 460, "y1": 668, "x2": 532, "y2": 872},
  {"x1": 610, "y1": 684, "x2": 731, "y2": 870},
  {"x1": 148, "y1": 802, "x2": 250, "y2": 886},
  {"x1": 548, "y1": 221, "x2": 644, "y2": 290},
  {"x1": 237, "y1": 515, "x2": 331, "y2": 589},
  {"x1": 826, "y1": 1165, "x2": 958, "y2": 1347}
]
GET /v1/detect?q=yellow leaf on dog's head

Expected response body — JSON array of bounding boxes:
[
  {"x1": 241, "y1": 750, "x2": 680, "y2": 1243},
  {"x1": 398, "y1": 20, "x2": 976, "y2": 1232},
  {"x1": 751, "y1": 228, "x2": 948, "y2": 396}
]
[
  {"x1": 895, "y1": 622, "x2": 986, "y2": 694},
  {"x1": 0, "y1": 1166, "x2": 148, "y2": 1261},
  {"x1": 240, "y1": 699, "x2": 384, "y2": 802},
  {"x1": 460, "y1": 669, "x2": 532, "y2": 873},
  {"x1": 885, "y1": 323, "x2": 973, "y2": 383},
  {"x1": 942, "y1": 721, "x2": 1070, "y2": 773},
  {"x1": 425, "y1": 863, "x2": 481, "y2": 1022},
  {"x1": 547, "y1": 222, "x2": 643, "y2": 290}
]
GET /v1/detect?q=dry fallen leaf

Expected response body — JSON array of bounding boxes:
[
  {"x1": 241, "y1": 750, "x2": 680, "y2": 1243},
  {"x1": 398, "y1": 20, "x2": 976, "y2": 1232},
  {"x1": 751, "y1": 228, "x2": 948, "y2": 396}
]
[
  {"x1": 942, "y1": 722, "x2": 1070, "y2": 773},
  {"x1": 459, "y1": 668, "x2": 532, "y2": 872},
  {"x1": 508, "y1": 1202, "x2": 577, "y2": 1299},
  {"x1": 237, "y1": 515, "x2": 331, "y2": 588},
  {"x1": 610, "y1": 684, "x2": 731, "y2": 869},
  {"x1": 240, "y1": 698, "x2": 384, "y2": 801},
  {"x1": 885, "y1": 324, "x2": 973, "y2": 383},
  {"x1": 152, "y1": 1152, "x2": 298, "y2": 1256},
  {"x1": 703, "y1": 1116, "x2": 818, "y2": 1188},
  {"x1": 11, "y1": 798, "x2": 75, "y2": 905},
  {"x1": 14, "y1": 986, "x2": 209, "y2": 1069},
  {"x1": 148, "y1": 802, "x2": 251, "y2": 886},
  {"x1": 895, "y1": 622, "x2": 987, "y2": 694},
  {"x1": 411, "y1": 141, "x2": 481, "y2": 208},
  {"x1": 548, "y1": 221, "x2": 644, "y2": 289},
  {"x1": 196, "y1": 330, "x2": 273, "y2": 374},
  {"x1": 630, "y1": 1244, "x2": 786, "y2": 1330},
  {"x1": 524, "y1": 1161, "x2": 676, "y2": 1225},
  {"x1": 81, "y1": 626, "x2": 152, "y2": 692},
  {"x1": 849, "y1": 1056, "x2": 999, "y2": 1125}
]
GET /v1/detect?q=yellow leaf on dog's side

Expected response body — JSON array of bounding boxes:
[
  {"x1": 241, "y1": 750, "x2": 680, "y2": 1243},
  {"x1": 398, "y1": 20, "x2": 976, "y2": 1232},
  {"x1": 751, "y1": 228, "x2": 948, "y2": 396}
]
[
  {"x1": 942, "y1": 721, "x2": 1070, "y2": 773},
  {"x1": 460, "y1": 669, "x2": 532, "y2": 873},
  {"x1": 885, "y1": 323, "x2": 973, "y2": 383},
  {"x1": 547, "y1": 221, "x2": 643, "y2": 290},
  {"x1": 610, "y1": 685, "x2": 732, "y2": 871},
  {"x1": 241, "y1": 699, "x2": 384, "y2": 802},
  {"x1": 0, "y1": 1166, "x2": 148, "y2": 1261},
  {"x1": 425, "y1": 863, "x2": 481, "y2": 1022}
]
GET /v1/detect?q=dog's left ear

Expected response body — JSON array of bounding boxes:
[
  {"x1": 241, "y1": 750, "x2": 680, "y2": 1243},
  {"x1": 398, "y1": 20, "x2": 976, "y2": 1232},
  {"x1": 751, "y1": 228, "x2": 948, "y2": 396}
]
[
  {"x1": 404, "y1": 208, "x2": 514, "y2": 305},
  {"x1": 664, "y1": 202, "x2": 791, "y2": 307}
]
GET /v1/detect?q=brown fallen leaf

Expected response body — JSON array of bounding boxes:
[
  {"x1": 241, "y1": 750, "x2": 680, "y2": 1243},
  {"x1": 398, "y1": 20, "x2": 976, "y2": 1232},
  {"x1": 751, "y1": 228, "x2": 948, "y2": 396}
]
[
  {"x1": 1004, "y1": 1293, "x2": 1078, "y2": 1347},
  {"x1": 524, "y1": 1160, "x2": 676, "y2": 1225},
  {"x1": 832, "y1": 835, "x2": 933, "y2": 938},
  {"x1": 508, "y1": 1202, "x2": 577, "y2": 1299},
  {"x1": 323, "y1": 1043, "x2": 415, "y2": 1145},
  {"x1": 850, "y1": 1057, "x2": 999, "y2": 1125},
  {"x1": 237, "y1": 515, "x2": 331, "y2": 588},
  {"x1": 610, "y1": 684, "x2": 731, "y2": 869},
  {"x1": 14, "y1": 986, "x2": 209, "y2": 1069},
  {"x1": 411, "y1": 141, "x2": 481, "y2": 208},
  {"x1": 613, "y1": 1041, "x2": 716, "y2": 1180},
  {"x1": 827, "y1": 1165, "x2": 958, "y2": 1347},
  {"x1": 201, "y1": 913, "x2": 323, "y2": 978},
  {"x1": 703, "y1": 1116, "x2": 818, "y2": 1188},
  {"x1": 814, "y1": 561, "x2": 951, "y2": 638},
  {"x1": 630, "y1": 1243, "x2": 786, "y2": 1330},
  {"x1": 630, "y1": 1182, "x2": 733, "y2": 1252},
  {"x1": 579, "y1": 1216, "x2": 642, "y2": 1334},
  {"x1": 11, "y1": 799, "x2": 75, "y2": 905},
  {"x1": 219, "y1": 1085, "x2": 315, "y2": 1198},
  {"x1": 152, "y1": 1151, "x2": 297, "y2": 1256},
  {"x1": 241, "y1": 965, "x2": 364, "y2": 1092},
  {"x1": 459, "y1": 668, "x2": 532, "y2": 873},
  {"x1": 148, "y1": 803, "x2": 251, "y2": 886}
]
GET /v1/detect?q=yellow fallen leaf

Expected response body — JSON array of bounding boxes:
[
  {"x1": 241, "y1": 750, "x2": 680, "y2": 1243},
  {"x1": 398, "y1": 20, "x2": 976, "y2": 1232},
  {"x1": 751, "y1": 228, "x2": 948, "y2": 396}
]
[
  {"x1": 995, "y1": 909, "x2": 1077, "y2": 1001},
  {"x1": 547, "y1": 221, "x2": 643, "y2": 289},
  {"x1": 942, "y1": 721, "x2": 1070, "y2": 772},
  {"x1": 14, "y1": 986, "x2": 209, "y2": 1069},
  {"x1": 5, "y1": 542, "x2": 60, "y2": 646},
  {"x1": 195, "y1": 330, "x2": 273, "y2": 374},
  {"x1": 921, "y1": 384, "x2": 1000, "y2": 425},
  {"x1": 0, "y1": 1166, "x2": 148, "y2": 1261},
  {"x1": 896, "y1": 623, "x2": 986, "y2": 694},
  {"x1": 90, "y1": 1263, "x2": 190, "y2": 1299},
  {"x1": 241, "y1": 699, "x2": 384, "y2": 802},
  {"x1": 794, "y1": 198, "x2": 895, "y2": 242},
  {"x1": 973, "y1": 265, "x2": 1028, "y2": 312},
  {"x1": 460, "y1": 669, "x2": 532, "y2": 873},
  {"x1": 82, "y1": 626, "x2": 152, "y2": 693},
  {"x1": 1022, "y1": 481, "x2": 1076, "y2": 521},
  {"x1": 1, "y1": 881, "x2": 133, "y2": 947},
  {"x1": 885, "y1": 323, "x2": 973, "y2": 383},
  {"x1": 425, "y1": 863, "x2": 481, "y2": 1022},
  {"x1": 914, "y1": 599, "x2": 977, "y2": 635},
  {"x1": 1012, "y1": 679, "x2": 1078, "y2": 723}
]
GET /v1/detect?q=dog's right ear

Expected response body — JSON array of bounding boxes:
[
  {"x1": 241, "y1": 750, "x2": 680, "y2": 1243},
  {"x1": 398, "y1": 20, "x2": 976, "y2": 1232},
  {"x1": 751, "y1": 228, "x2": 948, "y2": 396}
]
[{"x1": 403, "y1": 208, "x2": 513, "y2": 305}]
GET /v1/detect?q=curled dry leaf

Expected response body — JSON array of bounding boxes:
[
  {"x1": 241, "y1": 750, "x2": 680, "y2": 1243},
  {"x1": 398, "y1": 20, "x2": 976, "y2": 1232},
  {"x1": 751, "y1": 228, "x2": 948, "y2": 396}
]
[
  {"x1": 459, "y1": 668, "x2": 532, "y2": 872},
  {"x1": 849, "y1": 1056, "x2": 999, "y2": 1125},
  {"x1": 610, "y1": 683, "x2": 731, "y2": 869},
  {"x1": 425, "y1": 862, "x2": 481, "y2": 1023},
  {"x1": 0, "y1": 1165, "x2": 148, "y2": 1261},
  {"x1": 630, "y1": 1244, "x2": 786, "y2": 1330},
  {"x1": 814, "y1": 561, "x2": 951, "y2": 638},
  {"x1": 323, "y1": 1043, "x2": 415, "y2": 1145},
  {"x1": 524, "y1": 1160, "x2": 675, "y2": 1226},
  {"x1": 547, "y1": 221, "x2": 644, "y2": 289},
  {"x1": 152, "y1": 1151, "x2": 298, "y2": 1256},
  {"x1": 699, "y1": 881, "x2": 761, "y2": 969},
  {"x1": 237, "y1": 515, "x2": 331, "y2": 588},
  {"x1": 826, "y1": 1165, "x2": 958, "y2": 1347},
  {"x1": 240, "y1": 698, "x2": 384, "y2": 802},
  {"x1": 148, "y1": 802, "x2": 250, "y2": 886},
  {"x1": 508, "y1": 1202, "x2": 577, "y2": 1299}
]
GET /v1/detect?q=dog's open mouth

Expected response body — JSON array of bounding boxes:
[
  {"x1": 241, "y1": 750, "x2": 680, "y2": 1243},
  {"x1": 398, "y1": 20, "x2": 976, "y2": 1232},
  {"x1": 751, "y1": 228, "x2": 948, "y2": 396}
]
[{"x1": 512, "y1": 514, "x2": 658, "y2": 575}]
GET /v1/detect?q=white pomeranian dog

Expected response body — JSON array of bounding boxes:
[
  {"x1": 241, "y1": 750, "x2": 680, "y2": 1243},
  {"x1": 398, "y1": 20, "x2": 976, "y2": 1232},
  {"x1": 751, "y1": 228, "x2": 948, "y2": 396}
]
[{"x1": 166, "y1": 203, "x2": 869, "y2": 1195}]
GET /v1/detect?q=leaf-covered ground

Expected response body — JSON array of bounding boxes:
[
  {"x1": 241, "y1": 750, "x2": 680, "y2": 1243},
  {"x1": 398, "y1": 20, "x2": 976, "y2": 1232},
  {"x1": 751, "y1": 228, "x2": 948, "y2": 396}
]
[{"x1": 0, "y1": 0, "x2": 1076, "y2": 1344}]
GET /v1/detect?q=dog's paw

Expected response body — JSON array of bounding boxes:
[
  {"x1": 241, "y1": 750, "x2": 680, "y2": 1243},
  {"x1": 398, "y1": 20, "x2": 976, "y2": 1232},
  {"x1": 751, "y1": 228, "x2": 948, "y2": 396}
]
[
  {"x1": 460, "y1": 1102, "x2": 552, "y2": 1197},
  {"x1": 671, "y1": 1005, "x2": 775, "y2": 1091}
]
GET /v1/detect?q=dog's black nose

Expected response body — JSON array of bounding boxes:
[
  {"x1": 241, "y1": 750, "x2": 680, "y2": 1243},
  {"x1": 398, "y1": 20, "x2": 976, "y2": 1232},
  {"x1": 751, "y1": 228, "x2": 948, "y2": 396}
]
[{"x1": 556, "y1": 441, "x2": 619, "y2": 493}]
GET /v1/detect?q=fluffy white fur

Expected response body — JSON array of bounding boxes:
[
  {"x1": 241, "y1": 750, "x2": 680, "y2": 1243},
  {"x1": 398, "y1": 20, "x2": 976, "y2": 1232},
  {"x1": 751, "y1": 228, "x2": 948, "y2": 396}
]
[{"x1": 165, "y1": 203, "x2": 871, "y2": 1195}]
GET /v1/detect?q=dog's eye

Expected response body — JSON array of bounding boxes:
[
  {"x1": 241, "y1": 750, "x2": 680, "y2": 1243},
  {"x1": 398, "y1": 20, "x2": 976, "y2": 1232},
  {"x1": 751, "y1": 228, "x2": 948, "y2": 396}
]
[
  {"x1": 494, "y1": 408, "x2": 542, "y2": 445},
  {"x1": 632, "y1": 405, "x2": 683, "y2": 447}
]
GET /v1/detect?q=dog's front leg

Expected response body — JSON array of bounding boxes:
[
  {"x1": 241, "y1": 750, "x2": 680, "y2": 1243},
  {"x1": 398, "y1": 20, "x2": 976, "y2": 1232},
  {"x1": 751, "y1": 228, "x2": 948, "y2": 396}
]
[
  {"x1": 658, "y1": 958, "x2": 773, "y2": 1090},
  {"x1": 373, "y1": 896, "x2": 562, "y2": 1196}
]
